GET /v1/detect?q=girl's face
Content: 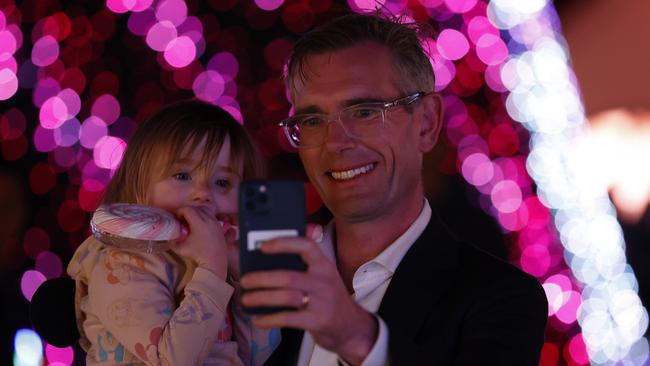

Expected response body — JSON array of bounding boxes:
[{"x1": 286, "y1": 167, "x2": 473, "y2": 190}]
[{"x1": 148, "y1": 136, "x2": 242, "y2": 223}]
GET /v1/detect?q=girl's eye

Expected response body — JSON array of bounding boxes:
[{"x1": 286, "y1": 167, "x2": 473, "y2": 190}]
[
  {"x1": 215, "y1": 179, "x2": 231, "y2": 188},
  {"x1": 173, "y1": 172, "x2": 191, "y2": 181}
]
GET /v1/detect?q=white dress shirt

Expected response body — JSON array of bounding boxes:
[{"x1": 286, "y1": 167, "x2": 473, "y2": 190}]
[{"x1": 297, "y1": 200, "x2": 432, "y2": 366}]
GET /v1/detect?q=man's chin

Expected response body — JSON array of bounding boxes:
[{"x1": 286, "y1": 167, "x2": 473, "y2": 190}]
[{"x1": 327, "y1": 198, "x2": 384, "y2": 223}]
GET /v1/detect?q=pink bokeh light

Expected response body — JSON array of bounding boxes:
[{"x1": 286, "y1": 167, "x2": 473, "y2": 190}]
[
  {"x1": 192, "y1": 70, "x2": 225, "y2": 102},
  {"x1": 145, "y1": 20, "x2": 177, "y2": 51},
  {"x1": 556, "y1": 290, "x2": 581, "y2": 324},
  {"x1": 45, "y1": 344, "x2": 75, "y2": 366},
  {"x1": 20, "y1": 270, "x2": 47, "y2": 301},
  {"x1": 476, "y1": 33, "x2": 509, "y2": 65},
  {"x1": 436, "y1": 29, "x2": 470, "y2": 61},
  {"x1": 94, "y1": 135, "x2": 126, "y2": 169},
  {"x1": 430, "y1": 53, "x2": 456, "y2": 91},
  {"x1": 156, "y1": 0, "x2": 187, "y2": 26},
  {"x1": 208, "y1": 52, "x2": 239, "y2": 82},
  {"x1": 255, "y1": 0, "x2": 285, "y2": 11},
  {"x1": 39, "y1": 96, "x2": 69, "y2": 129},
  {"x1": 567, "y1": 334, "x2": 590, "y2": 365},
  {"x1": 498, "y1": 203, "x2": 529, "y2": 231},
  {"x1": 466, "y1": 15, "x2": 499, "y2": 45},
  {"x1": 132, "y1": 0, "x2": 155, "y2": 12},
  {"x1": 490, "y1": 179, "x2": 522, "y2": 213},
  {"x1": 0, "y1": 53, "x2": 18, "y2": 74},
  {"x1": 80, "y1": 116, "x2": 108, "y2": 148},
  {"x1": 0, "y1": 67, "x2": 18, "y2": 100},
  {"x1": 33, "y1": 125, "x2": 58, "y2": 152},
  {"x1": 163, "y1": 36, "x2": 195, "y2": 68},
  {"x1": 461, "y1": 153, "x2": 494, "y2": 186},
  {"x1": 0, "y1": 29, "x2": 17, "y2": 54},
  {"x1": 57, "y1": 88, "x2": 81, "y2": 118},
  {"x1": 444, "y1": 0, "x2": 477, "y2": 13},
  {"x1": 519, "y1": 244, "x2": 550, "y2": 277}
]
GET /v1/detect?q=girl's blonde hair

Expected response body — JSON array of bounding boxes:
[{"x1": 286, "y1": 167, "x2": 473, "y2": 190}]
[{"x1": 103, "y1": 99, "x2": 264, "y2": 205}]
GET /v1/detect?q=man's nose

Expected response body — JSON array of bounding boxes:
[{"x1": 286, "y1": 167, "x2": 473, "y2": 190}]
[{"x1": 323, "y1": 119, "x2": 355, "y2": 150}]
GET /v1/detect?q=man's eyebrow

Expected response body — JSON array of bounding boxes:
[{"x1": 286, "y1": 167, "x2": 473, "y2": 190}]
[{"x1": 294, "y1": 97, "x2": 386, "y2": 115}]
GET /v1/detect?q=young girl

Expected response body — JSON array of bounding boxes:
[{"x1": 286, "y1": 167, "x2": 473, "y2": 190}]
[{"x1": 67, "y1": 100, "x2": 278, "y2": 365}]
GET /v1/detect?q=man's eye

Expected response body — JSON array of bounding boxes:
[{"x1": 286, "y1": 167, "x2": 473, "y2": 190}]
[
  {"x1": 215, "y1": 179, "x2": 231, "y2": 188},
  {"x1": 173, "y1": 172, "x2": 191, "y2": 181},
  {"x1": 299, "y1": 117, "x2": 325, "y2": 128},
  {"x1": 351, "y1": 107, "x2": 380, "y2": 120}
]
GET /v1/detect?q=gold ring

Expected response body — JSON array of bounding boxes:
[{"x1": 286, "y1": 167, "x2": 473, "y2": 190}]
[{"x1": 301, "y1": 292, "x2": 310, "y2": 308}]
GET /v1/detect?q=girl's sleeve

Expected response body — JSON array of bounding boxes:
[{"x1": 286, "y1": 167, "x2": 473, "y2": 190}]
[
  {"x1": 87, "y1": 247, "x2": 234, "y2": 365},
  {"x1": 229, "y1": 280, "x2": 281, "y2": 366}
]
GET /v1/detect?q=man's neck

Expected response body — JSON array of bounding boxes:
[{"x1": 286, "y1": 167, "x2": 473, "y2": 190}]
[{"x1": 334, "y1": 196, "x2": 425, "y2": 292}]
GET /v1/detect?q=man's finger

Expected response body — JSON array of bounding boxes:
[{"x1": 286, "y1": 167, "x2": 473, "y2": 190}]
[
  {"x1": 240, "y1": 269, "x2": 310, "y2": 290},
  {"x1": 251, "y1": 310, "x2": 317, "y2": 331},
  {"x1": 260, "y1": 237, "x2": 323, "y2": 265},
  {"x1": 241, "y1": 289, "x2": 305, "y2": 308}
]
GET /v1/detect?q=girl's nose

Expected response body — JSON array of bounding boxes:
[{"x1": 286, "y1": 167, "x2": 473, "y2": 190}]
[{"x1": 192, "y1": 182, "x2": 213, "y2": 202}]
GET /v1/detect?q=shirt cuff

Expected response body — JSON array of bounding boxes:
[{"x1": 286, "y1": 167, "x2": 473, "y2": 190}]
[
  {"x1": 185, "y1": 267, "x2": 234, "y2": 313},
  {"x1": 339, "y1": 315, "x2": 389, "y2": 366}
]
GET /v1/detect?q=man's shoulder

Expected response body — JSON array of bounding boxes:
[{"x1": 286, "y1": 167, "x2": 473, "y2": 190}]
[{"x1": 412, "y1": 216, "x2": 545, "y2": 300}]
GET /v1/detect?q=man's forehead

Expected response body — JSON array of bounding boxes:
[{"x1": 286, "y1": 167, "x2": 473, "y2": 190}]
[{"x1": 290, "y1": 43, "x2": 401, "y2": 108}]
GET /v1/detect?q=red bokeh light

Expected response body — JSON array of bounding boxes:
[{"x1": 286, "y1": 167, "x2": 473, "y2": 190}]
[
  {"x1": 57, "y1": 199, "x2": 86, "y2": 232},
  {"x1": 23, "y1": 227, "x2": 51, "y2": 260},
  {"x1": 1, "y1": 134, "x2": 28, "y2": 160},
  {"x1": 29, "y1": 162, "x2": 57, "y2": 195},
  {"x1": 282, "y1": 3, "x2": 314, "y2": 33}
]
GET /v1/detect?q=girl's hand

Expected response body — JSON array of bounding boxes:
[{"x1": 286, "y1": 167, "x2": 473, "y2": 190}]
[{"x1": 172, "y1": 206, "x2": 228, "y2": 280}]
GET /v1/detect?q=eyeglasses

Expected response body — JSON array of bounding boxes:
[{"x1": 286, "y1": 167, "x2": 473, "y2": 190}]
[{"x1": 278, "y1": 91, "x2": 431, "y2": 148}]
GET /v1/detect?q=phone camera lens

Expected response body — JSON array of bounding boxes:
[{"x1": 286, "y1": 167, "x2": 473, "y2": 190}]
[{"x1": 256, "y1": 194, "x2": 268, "y2": 204}]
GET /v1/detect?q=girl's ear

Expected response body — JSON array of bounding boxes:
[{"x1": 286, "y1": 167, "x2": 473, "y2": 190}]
[{"x1": 419, "y1": 93, "x2": 444, "y2": 152}]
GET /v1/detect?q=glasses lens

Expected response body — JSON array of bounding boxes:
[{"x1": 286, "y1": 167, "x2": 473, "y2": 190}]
[
  {"x1": 292, "y1": 115, "x2": 326, "y2": 147},
  {"x1": 340, "y1": 105, "x2": 383, "y2": 137}
]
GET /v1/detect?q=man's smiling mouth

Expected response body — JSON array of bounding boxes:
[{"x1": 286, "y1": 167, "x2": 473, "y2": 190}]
[{"x1": 329, "y1": 163, "x2": 376, "y2": 181}]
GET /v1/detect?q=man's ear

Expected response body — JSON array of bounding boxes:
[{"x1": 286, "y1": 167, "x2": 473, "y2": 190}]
[{"x1": 419, "y1": 93, "x2": 444, "y2": 152}]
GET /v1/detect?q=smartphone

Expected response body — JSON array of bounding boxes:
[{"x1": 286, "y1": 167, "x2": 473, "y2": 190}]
[{"x1": 239, "y1": 180, "x2": 307, "y2": 314}]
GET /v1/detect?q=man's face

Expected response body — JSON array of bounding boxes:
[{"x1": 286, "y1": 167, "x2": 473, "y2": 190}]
[{"x1": 293, "y1": 42, "x2": 441, "y2": 223}]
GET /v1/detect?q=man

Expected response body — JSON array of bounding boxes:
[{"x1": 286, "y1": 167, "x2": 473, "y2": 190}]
[{"x1": 240, "y1": 13, "x2": 548, "y2": 365}]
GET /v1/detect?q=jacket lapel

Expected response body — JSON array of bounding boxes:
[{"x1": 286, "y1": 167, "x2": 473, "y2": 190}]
[{"x1": 377, "y1": 214, "x2": 459, "y2": 337}]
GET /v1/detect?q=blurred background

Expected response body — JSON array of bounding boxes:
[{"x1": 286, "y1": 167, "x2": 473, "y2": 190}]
[{"x1": 0, "y1": 0, "x2": 648, "y2": 364}]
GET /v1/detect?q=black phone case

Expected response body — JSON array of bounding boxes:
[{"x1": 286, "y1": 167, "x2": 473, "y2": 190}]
[{"x1": 239, "y1": 180, "x2": 307, "y2": 314}]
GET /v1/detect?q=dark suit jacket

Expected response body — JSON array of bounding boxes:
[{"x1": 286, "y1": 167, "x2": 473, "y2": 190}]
[{"x1": 265, "y1": 214, "x2": 548, "y2": 365}]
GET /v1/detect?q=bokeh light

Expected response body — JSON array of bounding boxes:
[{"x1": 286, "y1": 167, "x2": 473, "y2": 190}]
[{"x1": 13, "y1": 329, "x2": 43, "y2": 366}]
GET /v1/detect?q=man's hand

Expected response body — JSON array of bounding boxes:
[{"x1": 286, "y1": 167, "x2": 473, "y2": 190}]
[{"x1": 240, "y1": 237, "x2": 378, "y2": 365}]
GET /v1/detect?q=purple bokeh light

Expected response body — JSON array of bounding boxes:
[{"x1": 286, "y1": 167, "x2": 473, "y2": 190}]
[
  {"x1": 145, "y1": 20, "x2": 177, "y2": 51},
  {"x1": 31, "y1": 36, "x2": 59, "y2": 67},
  {"x1": 91, "y1": 94, "x2": 121, "y2": 125},
  {"x1": 20, "y1": 270, "x2": 47, "y2": 302}
]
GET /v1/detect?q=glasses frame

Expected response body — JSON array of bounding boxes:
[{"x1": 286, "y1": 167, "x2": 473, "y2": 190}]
[{"x1": 278, "y1": 91, "x2": 431, "y2": 148}]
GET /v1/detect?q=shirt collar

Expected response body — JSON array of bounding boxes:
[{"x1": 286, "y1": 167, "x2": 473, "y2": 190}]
[{"x1": 318, "y1": 199, "x2": 432, "y2": 274}]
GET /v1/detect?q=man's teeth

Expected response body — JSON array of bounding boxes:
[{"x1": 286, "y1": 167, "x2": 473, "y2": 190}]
[{"x1": 330, "y1": 163, "x2": 374, "y2": 180}]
